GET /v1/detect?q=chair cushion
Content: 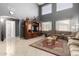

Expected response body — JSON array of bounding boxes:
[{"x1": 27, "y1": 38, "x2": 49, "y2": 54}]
[
  {"x1": 69, "y1": 45, "x2": 79, "y2": 56},
  {"x1": 71, "y1": 51, "x2": 79, "y2": 56}
]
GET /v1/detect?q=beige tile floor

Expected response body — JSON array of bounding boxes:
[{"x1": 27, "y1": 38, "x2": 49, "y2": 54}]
[
  {"x1": 0, "y1": 40, "x2": 6, "y2": 56},
  {"x1": 0, "y1": 36, "x2": 55, "y2": 56}
]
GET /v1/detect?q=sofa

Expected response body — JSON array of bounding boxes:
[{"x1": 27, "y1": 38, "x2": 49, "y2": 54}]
[
  {"x1": 46, "y1": 31, "x2": 79, "y2": 56},
  {"x1": 68, "y1": 32, "x2": 79, "y2": 56}
]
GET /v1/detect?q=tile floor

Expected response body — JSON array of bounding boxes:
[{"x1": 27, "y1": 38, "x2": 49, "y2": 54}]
[{"x1": 0, "y1": 35, "x2": 55, "y2": 56}]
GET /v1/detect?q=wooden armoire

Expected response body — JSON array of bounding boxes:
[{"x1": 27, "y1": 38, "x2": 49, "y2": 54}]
[{"x1": 23, "y1": 17, "x2": 42, "y2": 39}]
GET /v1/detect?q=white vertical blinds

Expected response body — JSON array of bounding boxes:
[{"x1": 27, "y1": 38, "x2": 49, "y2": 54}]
[
  {"x1": 56, "y1": 17, "x2": 79, "y2": 32},
  {"x1": 56, "y1": 20, "x2": 71, "y2": 31}
]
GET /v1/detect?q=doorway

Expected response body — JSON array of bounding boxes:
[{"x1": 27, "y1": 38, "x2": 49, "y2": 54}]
[{"x1": 5, "y1": 20, "x2": 16, "y2": 56}]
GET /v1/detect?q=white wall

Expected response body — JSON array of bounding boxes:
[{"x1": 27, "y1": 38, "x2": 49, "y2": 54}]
[{"x1": 0, "y1": 3, "x2": 39, "y2": 19}]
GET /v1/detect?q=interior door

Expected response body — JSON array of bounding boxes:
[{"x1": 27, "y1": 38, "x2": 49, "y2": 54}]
[
  {"x1": 6, "y1": 20, "x2": 15, "y2": 38},
  {"x1": 6, "y1": 20, "x2": 16, "y2": 55}
]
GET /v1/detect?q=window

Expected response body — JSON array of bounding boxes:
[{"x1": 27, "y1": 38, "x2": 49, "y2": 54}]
[
  {"x1": 71, "y1": 16, "x2": 79, "y2": 32},
  {"x1": 56, "y1": 3, "x2": 73, "y2": 11},
  {"x1": 56, "y1": 20, "x2": 71, "y2": 31},
  {"x1": 42, "y1": 21, "x2": 52, "y2": 31},
  {"x1": 41, "y1": 4, "x2": 52, "y2": 15},
  {"x1": 56, "y1": 18, "x2": 79, "y2": 32}
]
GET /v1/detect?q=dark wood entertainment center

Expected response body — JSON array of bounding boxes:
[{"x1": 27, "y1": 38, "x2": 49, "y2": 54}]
[{"x1": 23, "y1": 17, "x2": 42, "y2": 39}]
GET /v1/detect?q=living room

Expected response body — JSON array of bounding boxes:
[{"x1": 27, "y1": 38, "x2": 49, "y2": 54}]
[{"x1": 0, "y1": 3, "x2": 79, "y2": 56}]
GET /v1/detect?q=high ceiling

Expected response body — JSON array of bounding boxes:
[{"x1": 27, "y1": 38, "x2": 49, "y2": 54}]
[{"x1": 37, "y1": 3, "x2": 45, "y2": 5}]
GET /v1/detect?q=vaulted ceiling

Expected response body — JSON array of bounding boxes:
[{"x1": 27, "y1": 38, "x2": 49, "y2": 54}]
[{"x1": 36, "y1": 3, "x2": 45, "y2": 6}]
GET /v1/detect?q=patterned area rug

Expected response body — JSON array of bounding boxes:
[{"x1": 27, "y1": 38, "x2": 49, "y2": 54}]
[{"x1": 30, "y1": 39, "x2": 71, "y2": 56}]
